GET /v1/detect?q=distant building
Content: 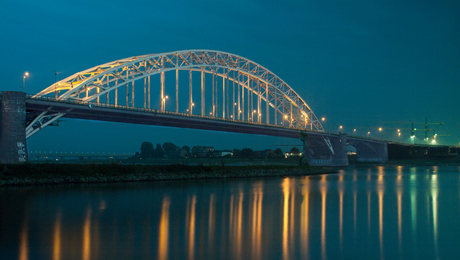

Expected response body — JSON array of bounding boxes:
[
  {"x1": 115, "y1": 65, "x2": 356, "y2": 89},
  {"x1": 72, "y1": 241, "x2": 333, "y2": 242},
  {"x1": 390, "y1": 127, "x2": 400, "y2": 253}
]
[
  {"x1": 284, "y1": 152, "x2": 303, "y2": 158},
  {"x1": 256, "y1": 149, "x2": 276, "y2": 158},
  {"x1": 221, "y1": 150, "x2": 233, "y2": 157},
  {"x1": 209, "y1": 150, "x2": 233, "y2": 157},
  {"x1": 192, "y1": 146, "x2": 215, "y2": 157}
]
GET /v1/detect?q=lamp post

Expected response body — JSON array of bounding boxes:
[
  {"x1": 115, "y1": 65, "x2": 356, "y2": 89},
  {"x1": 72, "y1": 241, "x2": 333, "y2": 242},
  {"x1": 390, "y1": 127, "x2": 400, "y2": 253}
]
[
  {"x1": 53, "y1": 70, "x2": 61, "y2": 99},
  {"x1": 23, "y1": 72, "x2": 29, "y2": 92},
  {"x1": 321, "y1": 117, "x2": 326, "y2": 131},
  {"x1": 379, "y1": 127, "x2": 383, "y2": 139},
  {"x1": 162, "y1": 95, "x2": 169, "y2": 111}
]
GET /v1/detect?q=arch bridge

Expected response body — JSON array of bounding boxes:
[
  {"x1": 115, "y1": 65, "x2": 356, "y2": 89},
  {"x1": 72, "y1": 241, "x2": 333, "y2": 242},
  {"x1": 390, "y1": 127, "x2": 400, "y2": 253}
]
[
  {"x1": 0, "y1": 50, "x2": 388, "y2": 165},
  {"x1": 28, "y1": 50, "x2": 322, "y2": 138}
]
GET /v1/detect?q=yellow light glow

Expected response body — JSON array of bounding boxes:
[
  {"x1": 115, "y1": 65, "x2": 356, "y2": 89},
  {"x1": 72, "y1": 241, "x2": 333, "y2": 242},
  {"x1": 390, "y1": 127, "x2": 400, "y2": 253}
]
[
  {"x1": 379, "y1": 127, "x2": 382, "y2": 131},
  {"x1": 158, "y1": 197, "x2": 170, "y2": 260},
  {"x1": 321, "y1": 117, "x2": 325, "y2": 121}
]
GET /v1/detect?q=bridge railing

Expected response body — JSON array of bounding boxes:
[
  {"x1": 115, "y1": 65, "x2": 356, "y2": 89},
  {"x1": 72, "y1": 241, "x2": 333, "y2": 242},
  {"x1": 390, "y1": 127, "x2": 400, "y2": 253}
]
[{"x1": 27, "y1": 95, "x2": 322, "y2": 133}]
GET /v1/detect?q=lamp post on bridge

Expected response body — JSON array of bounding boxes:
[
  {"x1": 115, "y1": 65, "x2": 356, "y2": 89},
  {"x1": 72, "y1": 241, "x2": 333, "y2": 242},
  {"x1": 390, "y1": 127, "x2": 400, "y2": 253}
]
[
  {"x1": 23, "y1": 72, "x2": 29, "y2": 92},
  {"x1": 161, "y1": 95, "x2": 169, "y2": 111},
  {"x1": 53, "y1": 70, "x2": 61, "y2": 100}
]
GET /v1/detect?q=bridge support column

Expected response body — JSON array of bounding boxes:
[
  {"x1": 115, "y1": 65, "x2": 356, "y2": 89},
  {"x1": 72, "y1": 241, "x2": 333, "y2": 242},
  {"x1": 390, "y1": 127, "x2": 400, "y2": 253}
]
[
  {"x1": 355, "y1": 141, "x2": 388, "y2": 162},
  {"x1": 303, "y1": 133, "x2": 348, "y2": 167},
  {"x1": 0, "y1": 91, "x2": 28, "y2": 163}
]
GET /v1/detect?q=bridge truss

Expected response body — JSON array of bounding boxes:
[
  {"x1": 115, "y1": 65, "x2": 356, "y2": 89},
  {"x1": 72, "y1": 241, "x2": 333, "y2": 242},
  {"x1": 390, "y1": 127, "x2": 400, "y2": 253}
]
[{"x1": 27, "y1": 50, "x2": 324, "y2": 138}]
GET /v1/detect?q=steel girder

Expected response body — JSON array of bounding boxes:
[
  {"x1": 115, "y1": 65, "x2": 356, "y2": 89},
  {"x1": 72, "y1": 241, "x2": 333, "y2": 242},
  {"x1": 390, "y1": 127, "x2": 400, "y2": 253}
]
[
  {"x1": 26, "y1": 110, "x2": 65, "y2": 138},
  {"x1": 31, "y1": 50, "x2": 324, "y2": 133}
]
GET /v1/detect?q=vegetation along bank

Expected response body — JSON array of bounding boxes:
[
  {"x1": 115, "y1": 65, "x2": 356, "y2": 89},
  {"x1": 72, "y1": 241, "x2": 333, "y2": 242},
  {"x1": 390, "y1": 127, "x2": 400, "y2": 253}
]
[{"x1": 0, "y1": 164, "x2": 335, "y2": 187}]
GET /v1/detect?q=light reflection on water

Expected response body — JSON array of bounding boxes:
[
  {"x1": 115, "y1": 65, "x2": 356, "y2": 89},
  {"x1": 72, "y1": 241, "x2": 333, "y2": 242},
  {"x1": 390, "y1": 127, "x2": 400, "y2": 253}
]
[{"x1": 2, "y1": 165, "x2": 460, "y2": 259}]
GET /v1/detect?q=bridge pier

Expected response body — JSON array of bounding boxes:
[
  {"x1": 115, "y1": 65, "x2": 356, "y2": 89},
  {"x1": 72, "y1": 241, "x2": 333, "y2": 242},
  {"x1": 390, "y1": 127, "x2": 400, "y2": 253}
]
[
  {"x1": 303, "y1": 134, "x2": 389, "y2": 166},
  {"x1": 348, "y1": 138, "x2": 388, "y2": 163},
  {"x1": 303, "y1": 133, "x2": 348, "y2": 166},
  {"x1": 0, "y1": 91, "x2": 28, "y2": 163}
]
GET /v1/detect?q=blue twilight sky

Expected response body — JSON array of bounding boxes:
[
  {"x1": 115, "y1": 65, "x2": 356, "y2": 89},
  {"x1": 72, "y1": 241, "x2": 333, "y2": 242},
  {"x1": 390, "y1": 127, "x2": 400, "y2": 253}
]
[{"x1": 1, "y1": 0, "x2": 460, "y2": 153}]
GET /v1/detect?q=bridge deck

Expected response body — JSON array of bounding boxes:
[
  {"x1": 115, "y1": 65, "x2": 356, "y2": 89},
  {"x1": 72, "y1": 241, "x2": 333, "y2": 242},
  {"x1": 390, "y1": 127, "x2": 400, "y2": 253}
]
[{"x1": 26, "y1": 98, "x2": 331, "y2": 139}]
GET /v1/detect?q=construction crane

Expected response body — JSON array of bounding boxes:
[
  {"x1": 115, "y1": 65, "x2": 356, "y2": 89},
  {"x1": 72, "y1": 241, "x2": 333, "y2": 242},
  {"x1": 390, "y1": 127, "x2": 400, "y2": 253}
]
[
  {"x1": 431, "y1": 129, "x2": 450, "y2": 144},
  {"x1": 424, "y1": 117, "x2": 443, "y2": 144}
]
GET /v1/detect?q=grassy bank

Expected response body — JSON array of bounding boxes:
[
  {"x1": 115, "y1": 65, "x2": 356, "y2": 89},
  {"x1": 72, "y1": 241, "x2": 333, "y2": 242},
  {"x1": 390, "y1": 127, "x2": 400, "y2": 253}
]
[{"x1": 0, "y1": 163, "x2": 335, "y2": 187}]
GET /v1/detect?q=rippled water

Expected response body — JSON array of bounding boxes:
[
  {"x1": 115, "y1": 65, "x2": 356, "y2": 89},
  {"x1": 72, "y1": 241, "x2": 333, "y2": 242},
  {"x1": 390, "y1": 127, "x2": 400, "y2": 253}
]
[{"x1": 1, "y1": 165, "x2": 460, "y2": 259}]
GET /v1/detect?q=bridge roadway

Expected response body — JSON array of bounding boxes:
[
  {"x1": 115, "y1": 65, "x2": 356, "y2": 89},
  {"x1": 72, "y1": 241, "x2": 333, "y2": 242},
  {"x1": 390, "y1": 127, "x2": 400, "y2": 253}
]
[{"x1": 26, "y1": 96, "x2": 329, "y2": 139}]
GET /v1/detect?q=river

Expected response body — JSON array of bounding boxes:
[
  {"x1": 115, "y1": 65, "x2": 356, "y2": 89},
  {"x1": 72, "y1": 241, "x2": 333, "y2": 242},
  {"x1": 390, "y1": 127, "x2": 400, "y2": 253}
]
[{"x1": 1, "y1": 165, "x2": 460, "y2": 259}]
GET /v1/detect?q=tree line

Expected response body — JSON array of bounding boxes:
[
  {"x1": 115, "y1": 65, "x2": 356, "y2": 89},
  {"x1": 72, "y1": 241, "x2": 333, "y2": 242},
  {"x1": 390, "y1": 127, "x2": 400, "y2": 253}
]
[{"x1": 135, "y1": 141, "x2": 301, "y2": 159}]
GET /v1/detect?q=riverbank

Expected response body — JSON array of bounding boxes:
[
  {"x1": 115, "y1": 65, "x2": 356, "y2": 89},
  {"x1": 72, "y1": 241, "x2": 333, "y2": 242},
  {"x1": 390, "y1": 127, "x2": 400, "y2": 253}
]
[
  {"x1": 0, "y1": 163, "x2": 335, "y2": 187},
  {"x1": 349, "y1": 156, "x2": 460, "y2": 167}
]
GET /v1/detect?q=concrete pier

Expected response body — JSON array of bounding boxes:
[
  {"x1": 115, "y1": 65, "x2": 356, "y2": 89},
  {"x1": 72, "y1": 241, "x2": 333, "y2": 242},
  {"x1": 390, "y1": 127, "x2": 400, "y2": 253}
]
[
  {"x1": 0, "y1": 91, "x2": 28, "y2": 163},
  {"x1": 303, "y1": 133, "x2": 349, "y2": 166}
]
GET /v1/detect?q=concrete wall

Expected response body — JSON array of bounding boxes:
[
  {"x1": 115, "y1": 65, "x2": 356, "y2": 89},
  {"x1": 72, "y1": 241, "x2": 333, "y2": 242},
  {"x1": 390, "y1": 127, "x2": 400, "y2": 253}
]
[
  {"x1": 0, "y1": 91, "x2": 28, "y2": 163},
  {"x1": 388, "y1": 142, "x2": 459, "y2": 160}
]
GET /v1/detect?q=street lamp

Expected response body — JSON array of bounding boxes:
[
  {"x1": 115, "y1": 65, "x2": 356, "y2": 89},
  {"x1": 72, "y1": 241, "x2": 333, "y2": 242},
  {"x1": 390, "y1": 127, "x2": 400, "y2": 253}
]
[
  {"x1": 339, "y1": 125, "x2": 343, "y2": 133},
  {"x1": 379, "y1": 127, "x2": 383, "y2": 139},
  {"x1": 23, "y1": 72, "x2": 29, "y2": 92},
  {"x1": 353, "y1": 129, "x2": 356, "y2": 135}
]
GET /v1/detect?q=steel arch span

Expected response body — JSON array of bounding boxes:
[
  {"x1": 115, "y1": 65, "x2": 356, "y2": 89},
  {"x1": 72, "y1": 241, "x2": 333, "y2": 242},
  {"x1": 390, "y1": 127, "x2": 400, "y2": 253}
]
[{"x1": 28, "y1": 50, "x2": 324, "y2": 138}]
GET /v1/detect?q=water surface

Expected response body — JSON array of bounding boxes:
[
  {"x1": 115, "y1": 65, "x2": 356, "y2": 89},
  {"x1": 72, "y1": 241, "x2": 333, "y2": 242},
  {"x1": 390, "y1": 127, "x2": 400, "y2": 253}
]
[{"x1": 1, "y1": 165, "x2": 460, "y2": 259}]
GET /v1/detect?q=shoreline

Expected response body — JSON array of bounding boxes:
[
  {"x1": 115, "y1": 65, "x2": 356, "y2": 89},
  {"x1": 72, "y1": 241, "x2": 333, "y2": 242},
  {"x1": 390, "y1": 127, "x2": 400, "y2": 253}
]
[
  {"x1": 0, "y1": 164, "x2": 335, "y2": 187},
  {"x1": 349, "y1": 158, "x2": 460, "y2": 167}
]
